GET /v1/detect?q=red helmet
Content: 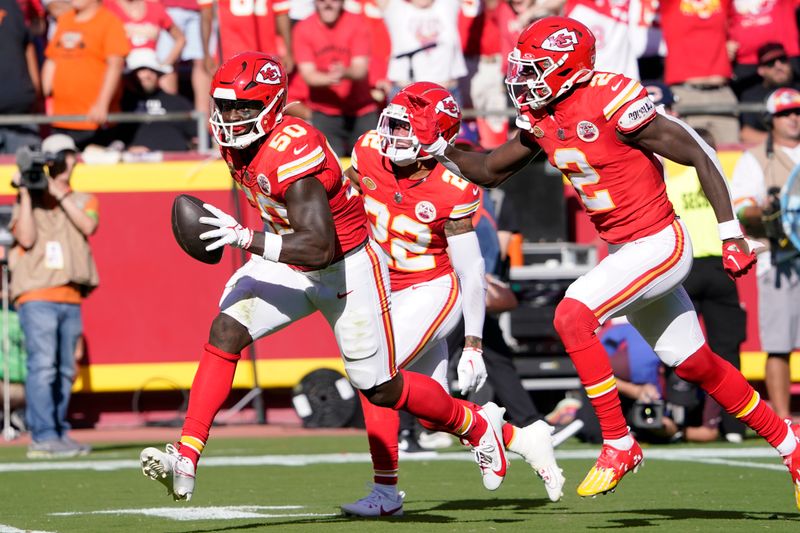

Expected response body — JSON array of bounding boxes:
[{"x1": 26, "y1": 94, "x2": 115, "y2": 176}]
[
  {"x1": 505, "y1": 16, "x2": 596, "y2": 111},
  {"x1": 209, "y1": 52, "x2": 288, "y2": 149},
  {"x1": 377, "y1": 81, "x2": 461, "y2": 166}
]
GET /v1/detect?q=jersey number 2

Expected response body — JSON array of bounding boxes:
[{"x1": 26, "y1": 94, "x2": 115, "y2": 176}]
[{"x1": 554, "y1": 148, "x2": 615, "y2": 212}]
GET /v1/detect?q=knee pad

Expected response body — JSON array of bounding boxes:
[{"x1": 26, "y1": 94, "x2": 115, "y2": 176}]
[{"x1": 553, "y1": 298, "x2": 600, "y2": 352}]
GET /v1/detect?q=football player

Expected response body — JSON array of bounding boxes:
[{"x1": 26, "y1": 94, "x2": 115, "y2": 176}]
[
  {"x1": 340, "y1": 82, "x2": 565, "y2": 517},
  {"x1": 404, "y1": 17, "x2": 800, "y2": 509},
  {"x1": 138, "y1": 52, "x2": 508, "y2": 501}
]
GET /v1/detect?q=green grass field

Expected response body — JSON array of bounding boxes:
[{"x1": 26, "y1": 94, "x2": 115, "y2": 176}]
[{"x1": 0, "y1": 434, "x2": 798, "y2": 532}]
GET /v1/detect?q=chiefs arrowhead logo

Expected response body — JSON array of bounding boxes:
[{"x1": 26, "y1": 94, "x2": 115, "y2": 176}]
[
  {"x1": 542, "y1": 28, "x2": 578, "y2": 52},
  {"x1": 256, "y1": 62, "x2": 282, "y2": 85},
  {"x1": 435, "y1": 96, "x2": 460, "y2": 118}
]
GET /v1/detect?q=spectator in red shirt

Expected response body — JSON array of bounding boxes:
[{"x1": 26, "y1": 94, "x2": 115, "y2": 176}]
[
  {"x1": 155, "y1": 1, "x2": 211, "y2": 113},
  {"x1": 199, "y1": 0, "x2": 293, "y2": 73},
  {"x1": 728, "y1": 0, "x2": 800, "y2": 96},
  {"x1": 292, "y1": 0, "x2": 377, "y2": 155},
  {"x1": 105, "y1": 0, "x2": 185, "y2": 76},
  {"x1": 458, "y1": 0, "x2": 517, "y2": 148},
  {"x1": 660, "y1": 0, "x2": 739, "y2": 145}
]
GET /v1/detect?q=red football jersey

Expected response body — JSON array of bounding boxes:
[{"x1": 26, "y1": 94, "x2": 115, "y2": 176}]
[
  {"x1": 352, "y1": 130, "x2": 482, "y2": 291},
  {"x1": 221, "y1": 116, "x2": 367, "y2": 266},
  {"x1": 521, "y1": 72, "x2": 675, "y2": 244},
  {"x1": 198, "y1": 0, "x2": 290, "y2": 61}
]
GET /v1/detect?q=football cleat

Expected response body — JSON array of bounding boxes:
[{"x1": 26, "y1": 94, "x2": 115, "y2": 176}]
[
  {"x1": 577, "y1": 438, "x2": 643, "y2": 497},
  {"x1": 341, "y1": 485, "x2": 405, "y2": 517},
  {"x1": 510, "y1": 420, "x2": 566, "y2": 502},
  {"x1": 781, "y1": 422, "x2": 800, "y2": 511},
  {"x1": 140, "y1": 443, "x2": 196, "y2": 501},
  {"x1": 470, "y1": 402, "x2": 509, "y2": 491}
]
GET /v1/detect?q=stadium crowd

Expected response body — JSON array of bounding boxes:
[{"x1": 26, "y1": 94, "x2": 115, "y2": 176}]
[{"x1": 2, "y1": 0, "x2": 800, "y2": 153}]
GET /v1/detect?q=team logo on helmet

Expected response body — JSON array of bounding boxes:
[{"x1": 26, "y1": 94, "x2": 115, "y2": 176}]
[
  {"x1": 257, "y1": 173, "x2": 271, "y2": 194},
  {"x1": 415, "y1": 201, "x2": 437, "y2": 223},
  {"x1": 362, "y1": 176, "x2": 377, "y2": 191},
  {"x1": 256, "y1": 62, "x2": 282, "y2": 85},
  {"x1": 576, "y1": 121, "x2": 599, "y2": 142},
  {"x1": 542, "y1": 28, "x2": 578, "y2": 52},
  {"x1": 436, "y1": 96, "x2": 460, "y2": 119}
]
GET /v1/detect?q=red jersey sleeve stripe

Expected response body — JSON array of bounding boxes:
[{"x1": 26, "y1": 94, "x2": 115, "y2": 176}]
[{"x1": 603, "y1": 80, "x2": 642, "y2": 120}]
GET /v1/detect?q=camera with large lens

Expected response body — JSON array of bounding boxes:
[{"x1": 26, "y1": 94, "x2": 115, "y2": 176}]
[
  {"x1": 630, "y1": 399, "x2": 665, "y2": 430},
  {"x1": 14, "y1": 146, "x2": 67, "y2": 191},
  {"x1": 762, "y1": 186, "x2": 791, "y2": 250}
]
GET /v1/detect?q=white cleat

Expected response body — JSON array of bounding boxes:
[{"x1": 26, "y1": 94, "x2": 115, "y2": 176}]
[
  {"x1": 470, "y1": 402, "x2": 509, "y2": 491},
  {"x1": 341, "y1": 485, "x2": 405, "y2": 517},
  {"x1": 511, "y1": 420, "x2": 566, "y2": 502},
  {"x1": 140, "y1": 443, "x2": 196, "y2": 501}
]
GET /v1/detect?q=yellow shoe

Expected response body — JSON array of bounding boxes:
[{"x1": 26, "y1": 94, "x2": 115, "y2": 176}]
[
  {"x1": 781, "y1": 422, "x2": 800, "y2": 511},
  {"x1": 577, "y1": 439, "x2": 643, "y2": 497}
]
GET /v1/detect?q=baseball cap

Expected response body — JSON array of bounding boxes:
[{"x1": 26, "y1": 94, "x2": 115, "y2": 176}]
[
  {"x1": 125, "y1": 48, "x2": 173, "y2": 75},
  {"x1": 766, "y1": 88, "x2": 800, "y2": 115},
  {"x1": 41, "y1": 134, "x2": 78, "y2": 155},
  {"x1": 757, "y1": 42, "x2": 788, "y2": 66},
  {"x1": 644, "y1": 81, "x2": 676, "y2": 109}
]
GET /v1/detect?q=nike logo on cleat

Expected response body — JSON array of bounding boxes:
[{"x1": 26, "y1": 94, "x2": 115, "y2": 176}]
[{"x1": 337, "y1": 290, "x2": 353, "y2": 299}]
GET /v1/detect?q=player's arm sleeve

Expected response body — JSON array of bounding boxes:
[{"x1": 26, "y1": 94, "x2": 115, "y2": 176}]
[{"x1": 447, "y1": 227, "x2": 486, "y2": 339}]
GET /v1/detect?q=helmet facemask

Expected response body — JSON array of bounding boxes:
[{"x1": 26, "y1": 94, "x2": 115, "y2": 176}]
[
  {"x1": 210, "y1": 88, "x2": 285, "y2": 149},
  {"x1": 377, "y1": 103, "x2": 420, "y2": 166},
  {"x1": 505, "y1": 50, "x2": 560, "y2": 110}
]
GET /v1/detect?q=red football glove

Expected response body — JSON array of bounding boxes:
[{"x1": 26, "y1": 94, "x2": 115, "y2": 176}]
[
  {"x1": 404, "y1": 93, "x2": 442, "y2": 146},
  {"x1": 721, "y1": 238, "x2": 762, "y2": 279}
]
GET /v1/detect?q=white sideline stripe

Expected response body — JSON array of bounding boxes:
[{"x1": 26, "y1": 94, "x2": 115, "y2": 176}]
[
  {"x1": 51, "y1": 506, "x2": 337, "y2": 521},
  {"x1": 0, "y1": 447, "x2": 786, "y2": 474},
  {"x1": 0, "y1": 526, "x2": 54, "y2": 533}
]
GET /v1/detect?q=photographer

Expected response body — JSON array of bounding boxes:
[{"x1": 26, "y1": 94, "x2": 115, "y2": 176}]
[
  {"x1": 572, "y1": 320, "x2": 724, "y2": 444},
  {"x1": 10, "y1": 134, "x2": 98, "y2": 459},
  {"x1": 731, "y1": 88, "x2": 800, "y2": 421}
]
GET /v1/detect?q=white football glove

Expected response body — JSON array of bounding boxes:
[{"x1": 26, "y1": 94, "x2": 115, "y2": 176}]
[
  {"x1": 457, "y1": 347, "x2": 487, "y2": 396},
  {"x1": 198, "y1": 203, "x2": 254, "y2": 251}
]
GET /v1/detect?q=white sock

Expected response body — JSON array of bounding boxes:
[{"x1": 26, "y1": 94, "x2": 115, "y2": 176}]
[
  {"x1": 374, "y1": 482, "x2": 398, "y2": 497},
  {"x1": 604, "y1": 433, "x2": 634, "y2": 451},
  {"x1": 776, "y1": 422, "x2": 798, "y2": 456}
]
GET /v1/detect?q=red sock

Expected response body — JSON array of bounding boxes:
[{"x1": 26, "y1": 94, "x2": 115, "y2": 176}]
[
  {"x1": 359, "y1": 392, "x2": 400, "y2": 486},
  {"x1": 675, "y1": 344, "x2": 788, "y2": 448},
  {"x1": 392, "y1": 370, "x2": 487, "y2": 446},
  {"x1": 571, "y1": 341, "x2": 629, "y2": 440},
  {"x1": 502, "y1": 422, "x2": 515, "y2": 448},
  {"x1": 554, "y1": 298, "x2": 628, "y2": 440},
  {"x1": 179, "y1": 343, "x2": 241, "y2": 467}
]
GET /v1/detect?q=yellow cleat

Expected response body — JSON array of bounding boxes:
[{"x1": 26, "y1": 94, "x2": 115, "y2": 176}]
[
  {"x1": 577, "y1": 439, "x2": 643, "y2": 497},
  {"x1": 781, "y1": 422, "x2": 800, "y2": 511}
]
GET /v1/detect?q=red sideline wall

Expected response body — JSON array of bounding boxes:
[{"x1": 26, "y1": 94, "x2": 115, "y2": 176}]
[{"x1": 0, "y1": 151, "x2": 795, "y2": 393}]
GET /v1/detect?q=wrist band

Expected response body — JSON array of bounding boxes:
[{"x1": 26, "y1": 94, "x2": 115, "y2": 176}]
[
  {"x1": 262, "y1": 232, "x2": 283, "y2": 262},
  {"x1": 58, "y1": 191, "x2": 72, "y2": 202},
  {"x1": 718, "y1": 219, "x2": 744, "y2": 241},
  {"x1": 463, "y1": 346, "x2": 483, "y2": 355}
]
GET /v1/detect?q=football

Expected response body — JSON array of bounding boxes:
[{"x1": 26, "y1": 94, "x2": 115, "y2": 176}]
[{"x1": 171, "y1": 194, "x2": 223, "y2": 264}]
